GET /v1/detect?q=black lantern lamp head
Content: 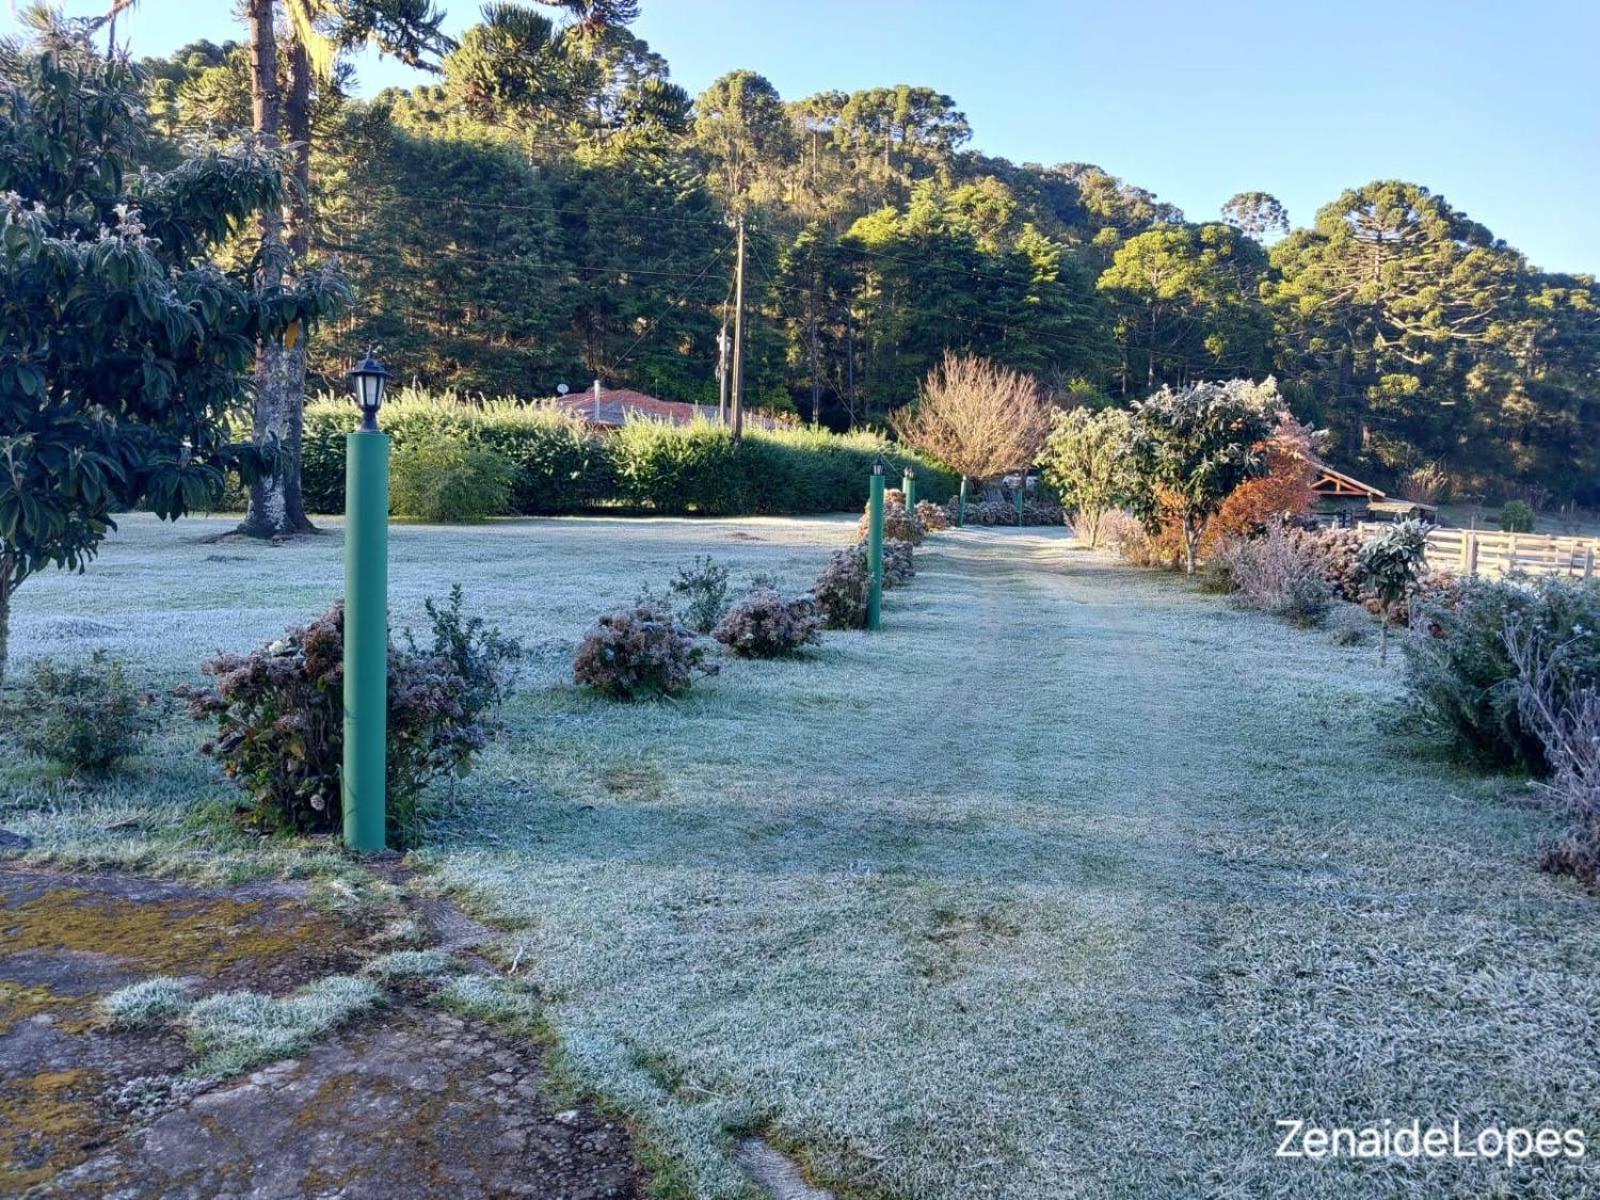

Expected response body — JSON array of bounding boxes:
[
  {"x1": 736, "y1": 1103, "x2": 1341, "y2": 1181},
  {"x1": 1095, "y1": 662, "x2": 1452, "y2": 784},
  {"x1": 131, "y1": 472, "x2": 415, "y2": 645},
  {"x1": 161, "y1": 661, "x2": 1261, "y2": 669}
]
[
  {"x1": 903, "y1": 463, "x2": 917, "y2": 479},
  {"x1": 348, "y1": 349, "x2": 390, "y2": 432},
  {"x1": 872, "y1": 454, "x2": 887, "y2": 477}
]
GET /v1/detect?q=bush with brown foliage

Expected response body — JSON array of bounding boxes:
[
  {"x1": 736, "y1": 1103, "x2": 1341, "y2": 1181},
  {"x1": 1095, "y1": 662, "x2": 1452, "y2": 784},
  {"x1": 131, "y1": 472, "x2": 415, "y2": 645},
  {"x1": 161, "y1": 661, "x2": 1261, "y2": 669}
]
[
  {"x1": 857, "y1": 488, "x2": 925, "y2": 545},
  {"x1": 712, "y1": 588, "x2": 823, "y2": 658},
  {"x1": 179, "y1": 601, "x2": 509, "y2": 845},
  {"x1": 883, "y1": 540, "x2": 915, "y2": 587},
  {"x1": 915, "y1": 499, "x2": 950, "y2": 532},
  {"x1": 573, "y1": 599, "x2": 715, "y2": 699}
]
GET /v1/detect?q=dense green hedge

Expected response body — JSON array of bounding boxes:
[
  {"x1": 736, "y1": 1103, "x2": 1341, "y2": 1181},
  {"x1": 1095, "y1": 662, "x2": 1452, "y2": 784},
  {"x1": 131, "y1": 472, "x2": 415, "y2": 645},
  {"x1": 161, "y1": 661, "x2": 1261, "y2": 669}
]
[{"x1": 301, "y1": 390, "x2": 956, "y2": 517}]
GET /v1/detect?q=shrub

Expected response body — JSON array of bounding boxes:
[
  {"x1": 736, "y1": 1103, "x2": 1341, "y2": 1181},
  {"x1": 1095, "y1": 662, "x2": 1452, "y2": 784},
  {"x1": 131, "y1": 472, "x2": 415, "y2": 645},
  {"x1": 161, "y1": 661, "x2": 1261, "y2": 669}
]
[
  {"x1": 1506, "y1": 623, "x2": 1600, "y2": 886},
  {"x1": 813, "y1": 547, "x2": 871, "y2": 629},
  {"x1": 7, "y1": 651, "x2": 161, "y2": 773},
  {"x1": 389, "y1": 438, "x2": 514, "y2": 523},
  {"x1": 403, "y1": 585, "x2": 524, "y2": 725},
  {"x1": 883, "y1": 540, "x2": 915, "y2": 588},
  {"x1": 1103, "y1": 509, "x2": 1184, "y2": 569},
  {"x1": 1500, "y1": 500, "x2": 1536, "y2": 533},
  {"x1": 1217, "y1": 524, "x2": 1333, "y2": 627},
  {"x1": 669, "y1": 556, "x2": 732, "y2": 633},
  {"x1": 1356, "y1": 520, "x2": 1430, "y2": 661},
  {"x1": 857, "y1": 489, "x2": 925, "y2": 546},
  {"x1": 573, "y1": 598, "x2": 715, "y2": 699},
  {"x1": 712, "y1": 588, "x2": 823, "y2": 657},
  {"x1": 944, "y1": 496, "x2": 1066, "y2": 527},
  {"x1": 301, "y1": 391, "x2": 954, "y2": 517},
  {"x1": 915, "y1": 499, "x2": 949, "y2": 532},
  {"x1": 179, "y1": 597, "x2": 511, "y2": 845},
  {"x1": 1404, "y1": 576, "x2": 1600, "y2": 770},
  {"x1": 1326, "y1": 607, "x2": 1372, "y2": 646}
]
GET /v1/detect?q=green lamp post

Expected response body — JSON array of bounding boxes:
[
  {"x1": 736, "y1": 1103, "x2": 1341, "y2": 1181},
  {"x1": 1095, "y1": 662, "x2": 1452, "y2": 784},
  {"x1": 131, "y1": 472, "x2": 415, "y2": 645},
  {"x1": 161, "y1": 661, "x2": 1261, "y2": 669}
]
[
  {"x1": 902, "y1": 464, "x2": 917, "y2": 512},
  {"x1": 1016, "y1": 475, "x2": 1025, "y2": 528},
  {"x1": 957, "y1": 476, "x2": 968, "y2": 527},
  {"x1": 867, "y1": 455, "x2": 885, "y2": 631},
  {"x1": 342, "y1": 350, "x2": 390, "y2": 853}
]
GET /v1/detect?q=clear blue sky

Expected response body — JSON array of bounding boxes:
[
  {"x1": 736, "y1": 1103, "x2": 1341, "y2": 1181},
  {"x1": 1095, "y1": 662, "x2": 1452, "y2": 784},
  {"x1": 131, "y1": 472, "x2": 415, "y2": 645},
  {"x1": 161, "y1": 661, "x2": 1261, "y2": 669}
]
[{"x1": 10, "y1": 0, "x2": 1597, "y2": 273}]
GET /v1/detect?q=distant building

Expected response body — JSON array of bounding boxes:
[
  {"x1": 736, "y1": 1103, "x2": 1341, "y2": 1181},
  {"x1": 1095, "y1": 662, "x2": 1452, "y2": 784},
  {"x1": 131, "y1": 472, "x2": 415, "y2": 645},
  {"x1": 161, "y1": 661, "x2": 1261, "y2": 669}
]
[
  {"x1": 1307, "y1": 459, "x2": 1436, "y2": 524},
  {"x1": 547, "y1": 383, "x2": 778, "y2": 430}
]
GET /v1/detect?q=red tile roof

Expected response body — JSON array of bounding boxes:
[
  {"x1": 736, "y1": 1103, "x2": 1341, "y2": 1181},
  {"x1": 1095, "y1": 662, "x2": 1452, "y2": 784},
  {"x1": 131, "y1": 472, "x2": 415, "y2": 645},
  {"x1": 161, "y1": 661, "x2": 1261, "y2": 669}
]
[{"x1": 548, "y1": 387, "x2": 778, "y2": 429}]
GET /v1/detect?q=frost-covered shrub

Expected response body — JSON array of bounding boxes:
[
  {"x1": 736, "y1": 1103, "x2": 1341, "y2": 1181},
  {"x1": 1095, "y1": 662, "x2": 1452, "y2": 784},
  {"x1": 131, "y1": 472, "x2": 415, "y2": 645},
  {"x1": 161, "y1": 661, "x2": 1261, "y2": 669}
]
[
  {"x1": 7, "y1": 651, "x2": 162, "y2": 773},
  {"x1": 915, "y1": 499, "x2": 949, "y2": 532},
  {"x1": 573, "y1": 599, "x2": 715, "y2": 699},
  {"x1": 1405, "y1": 576, "x2": 1600, "y2": 770},
  {"x1": 669, "y1": 555, "x2": 731, "y2": 633},
  {"x1": 712, "y1": 588, "x2": 822, "y2": 657},
  {"x1": 179, "y1": 597, "x2": 512, "y2": 844},
  {"x1": 390, "y1": 438, "x2": 514, "y2": 523},
  {"x1": 857, "y1": 489, "x2": 925, "y2": 545},
  {"x1": 946, "y1": 496, "x2": 1066, "y2": 527},
  {"x1": 1216, "y1": 524, "x2": 1333, "y2": 627},
  {"x1": 813, "y1": 547, "x2": 871, "y2": 629},
  {"x1": 403, "y1": 585, "x2": 523, "y2": 725},
  {"x1": 883, "y1": 540, "x2": 915, "y2": 587}
]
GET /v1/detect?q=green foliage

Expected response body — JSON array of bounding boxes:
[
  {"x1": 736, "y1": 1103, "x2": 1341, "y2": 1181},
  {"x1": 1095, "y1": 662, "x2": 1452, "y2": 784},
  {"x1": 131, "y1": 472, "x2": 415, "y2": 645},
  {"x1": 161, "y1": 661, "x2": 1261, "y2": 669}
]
[
  {"x1": 179, "y1": 596, "x2": 516, "y2": 845},
  {"x1": 711, "y1": 587, "x2": 822, "y2": 657},
  {"x1": 1040, "y1": 407, "x2": 1136, "y2": 547},
  {"x1": 7, "y1": 651, "x2": 162, "y2": 773},
  {"x1": 1127, "y1": 379, "x2": 1282, "y2": 572},
  {"x1": 390, "y1": 439, "x2": 515, "y2": 523},
  {"x1": 1405, "y1": 577, "x2": 1600, "y2": 770},
  {"x1": 572, "y1": 597, "x2": 714, "y2": 699},
  {"x1": 0, "y1": 25, "x2": 344, "y2": 681},
  {"x1": 404, "y1": 584, "x2": 525, "y2": 723},
  {"x1": 668, "y1": 556, "x2": 732, "y2": 633},
  {"x1": 1499, "y1": 500, "x2": 1536, "y2": 533},
  {"x1": 299, "y1": 395, "x2": 949, "y2": 517},
  {"x1": 1355, "y1": 521, "x2": 1430, "y2": 662}
]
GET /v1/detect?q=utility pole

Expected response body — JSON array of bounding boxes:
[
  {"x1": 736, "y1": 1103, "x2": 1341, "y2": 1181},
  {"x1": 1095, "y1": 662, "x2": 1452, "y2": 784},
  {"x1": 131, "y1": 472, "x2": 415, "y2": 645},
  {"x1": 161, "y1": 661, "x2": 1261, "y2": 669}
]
[
  {"x1": 716, "y1": 320, "x2": 730, "y2": 424},
  {"x1": 730, "y1": 211, "x2": 747, "y2": 443},
  {"x1": 845, "y1": 309, "x2": 856, "y2": 426},
  {"x1": 808, "y1": 273, "x2": 821, "y2": 426}
]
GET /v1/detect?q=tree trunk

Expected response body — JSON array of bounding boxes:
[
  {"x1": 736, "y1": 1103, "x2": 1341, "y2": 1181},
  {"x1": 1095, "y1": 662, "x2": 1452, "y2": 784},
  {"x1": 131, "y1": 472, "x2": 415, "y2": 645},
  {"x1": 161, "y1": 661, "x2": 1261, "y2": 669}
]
[
  {"x1": 0, "y1": 550, "x2": 14, "y2": 692},
  {"x1": 1184, "y1": 516, "x2": 1200, "y2": 574},
  {"x1": 239, "y1": 5, "x2": 316, "y2": 539}
]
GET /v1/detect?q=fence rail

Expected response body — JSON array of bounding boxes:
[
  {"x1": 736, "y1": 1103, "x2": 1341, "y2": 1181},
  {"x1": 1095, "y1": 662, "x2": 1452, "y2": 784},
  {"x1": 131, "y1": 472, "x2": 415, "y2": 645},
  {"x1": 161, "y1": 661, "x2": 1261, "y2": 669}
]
[{"x1": 1357, "y1": 524, "x2": 1598, "y2": 580}]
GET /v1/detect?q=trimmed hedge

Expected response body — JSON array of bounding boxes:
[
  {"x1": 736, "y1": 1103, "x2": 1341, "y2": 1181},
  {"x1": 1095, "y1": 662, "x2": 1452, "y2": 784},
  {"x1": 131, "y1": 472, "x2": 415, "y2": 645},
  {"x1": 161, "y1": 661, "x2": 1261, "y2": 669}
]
[{"x1": 301, "y1": 390, "x2": 955, "y2": 517}]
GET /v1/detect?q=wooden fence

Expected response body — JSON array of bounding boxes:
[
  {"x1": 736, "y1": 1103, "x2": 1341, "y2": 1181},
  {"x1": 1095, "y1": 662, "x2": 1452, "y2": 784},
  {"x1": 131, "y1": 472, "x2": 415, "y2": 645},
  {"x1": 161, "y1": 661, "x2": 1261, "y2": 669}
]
[{"x1": 1357, "y1": 524, "x2": 1598, "y2": 580}]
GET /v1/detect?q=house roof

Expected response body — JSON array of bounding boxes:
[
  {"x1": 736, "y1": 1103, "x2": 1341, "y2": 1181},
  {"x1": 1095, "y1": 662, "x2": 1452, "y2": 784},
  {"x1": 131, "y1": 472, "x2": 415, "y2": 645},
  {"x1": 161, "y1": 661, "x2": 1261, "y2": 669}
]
[
  {"x1": 547, "y1": 387, "x2": 781, "y2": 430},
  {"x1": 1306, "y1": 458, "x2": 1387, "y2": 501}
]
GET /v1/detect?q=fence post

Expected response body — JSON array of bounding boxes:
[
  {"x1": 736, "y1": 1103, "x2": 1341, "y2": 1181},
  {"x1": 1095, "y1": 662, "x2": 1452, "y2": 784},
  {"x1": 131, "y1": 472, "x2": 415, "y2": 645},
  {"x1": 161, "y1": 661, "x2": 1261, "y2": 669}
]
[
  {"x1": 1466, "y1": 532, "x2": 1480, "y2": 577},
  {"x1": 1586, "y1": 546, "x2": 1595, "y2": 580}
]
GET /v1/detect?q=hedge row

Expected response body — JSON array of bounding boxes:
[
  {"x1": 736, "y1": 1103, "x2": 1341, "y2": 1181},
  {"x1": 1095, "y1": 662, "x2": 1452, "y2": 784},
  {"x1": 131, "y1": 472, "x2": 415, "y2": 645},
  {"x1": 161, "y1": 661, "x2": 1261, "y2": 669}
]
[{"x1": 301, "y1": 390, "x2": 958, "y2": 517}]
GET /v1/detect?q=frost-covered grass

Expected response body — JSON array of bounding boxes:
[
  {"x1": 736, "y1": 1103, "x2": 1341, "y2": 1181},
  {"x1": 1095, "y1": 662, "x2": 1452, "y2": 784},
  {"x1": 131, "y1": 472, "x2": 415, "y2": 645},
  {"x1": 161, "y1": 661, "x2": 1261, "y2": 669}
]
[
  {"x1": 99, "y1": 976, "x2": 192, "y2": 1028},
  {"x1": 7, "y1": 514, "x2": 1600, "y2": 1198},
  {"x1": 365, "y1": 949, "x2": 454, "y2": 981},
  {"x1": 184, "y1": 975, "x2": 382, "y2": 1077}
]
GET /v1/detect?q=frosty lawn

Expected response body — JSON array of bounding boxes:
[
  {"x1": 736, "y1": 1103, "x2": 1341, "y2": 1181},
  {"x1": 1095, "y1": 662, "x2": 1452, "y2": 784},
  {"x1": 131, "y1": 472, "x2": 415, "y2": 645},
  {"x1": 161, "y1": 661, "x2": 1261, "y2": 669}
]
[{"x1": 7, "y1": 515, "x2": 1600, "y2": 1199}]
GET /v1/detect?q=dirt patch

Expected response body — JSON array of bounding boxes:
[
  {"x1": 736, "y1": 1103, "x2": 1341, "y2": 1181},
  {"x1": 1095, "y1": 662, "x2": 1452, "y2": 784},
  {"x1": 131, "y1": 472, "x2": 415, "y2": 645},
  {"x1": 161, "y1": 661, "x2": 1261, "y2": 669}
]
[{"x1": 1, "y1": 867, "x2": 645, "y2": 1198}]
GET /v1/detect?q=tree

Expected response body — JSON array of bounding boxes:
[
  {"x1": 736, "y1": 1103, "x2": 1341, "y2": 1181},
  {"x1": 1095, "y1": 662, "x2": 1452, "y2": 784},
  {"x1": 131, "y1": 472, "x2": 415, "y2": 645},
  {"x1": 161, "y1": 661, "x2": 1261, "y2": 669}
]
[
  {"x1": 693, "y1": 69, "x2": 795, "y2": 208},
  {"x1": 1355, "y1": 520, "x2": 1429, "y2": 663},
  {"x1": 1220, "y1": 191, "x2": 1288, "y2": 240},
  {"x1": 892, "y1": 353, "x2": 1051, "y2": 486},
  {"x1": 0, "y1": 21, "x2": 345, "y2": 685},
  {"x1": 1127, "y1": 378, "x2": 1283, "y2": 574},
  {"x1": 1097, "y1": 222, "x2": 1272, "y2": 393},
  {"x1": 1039, "y1": 407, "x2": 1136, "y2": 548}
]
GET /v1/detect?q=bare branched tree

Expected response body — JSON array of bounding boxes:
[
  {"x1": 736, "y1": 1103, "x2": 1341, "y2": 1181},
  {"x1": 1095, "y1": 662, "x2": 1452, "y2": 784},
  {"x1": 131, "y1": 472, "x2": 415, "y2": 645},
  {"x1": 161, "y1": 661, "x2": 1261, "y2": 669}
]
[{"x1": 892, "y1": 352, "x2": 1050, "y2": 486}]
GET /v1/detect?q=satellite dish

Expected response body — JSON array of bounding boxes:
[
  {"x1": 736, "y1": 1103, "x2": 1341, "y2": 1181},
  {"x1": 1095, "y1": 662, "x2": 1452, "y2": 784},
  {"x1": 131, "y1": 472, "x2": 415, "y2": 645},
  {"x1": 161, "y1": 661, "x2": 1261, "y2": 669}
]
[{"x1": 556, "y1": 383, "x2": 570, "y2": 396}]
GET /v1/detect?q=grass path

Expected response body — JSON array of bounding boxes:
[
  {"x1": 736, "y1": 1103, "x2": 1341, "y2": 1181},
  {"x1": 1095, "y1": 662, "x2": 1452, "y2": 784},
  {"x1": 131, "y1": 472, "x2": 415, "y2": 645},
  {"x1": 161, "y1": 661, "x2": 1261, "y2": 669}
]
[
  {"x1": 423, "y1": 527, "x2": 1600, "y2": 1199},
  {"x1": 6, "y1": 516, "x2": 1599, "y2": 1198}
]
